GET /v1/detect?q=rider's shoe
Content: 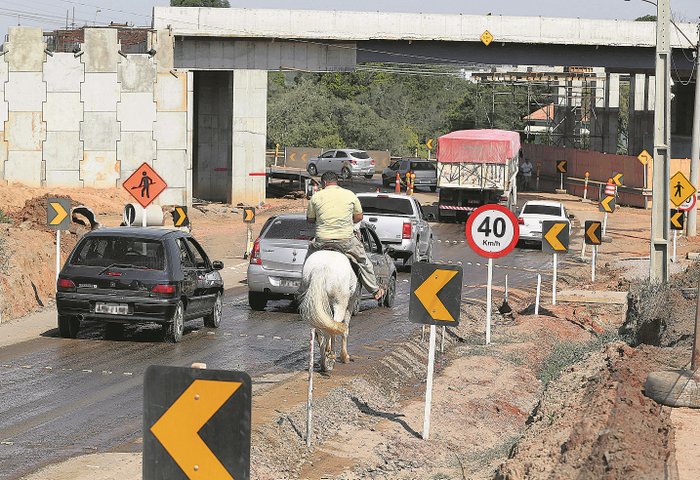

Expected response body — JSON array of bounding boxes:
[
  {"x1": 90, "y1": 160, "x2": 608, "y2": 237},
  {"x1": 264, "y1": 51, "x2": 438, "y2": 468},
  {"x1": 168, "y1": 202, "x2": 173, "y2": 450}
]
[{"x1": 373, "y1": 288, "x2": 385, "y2": 301}]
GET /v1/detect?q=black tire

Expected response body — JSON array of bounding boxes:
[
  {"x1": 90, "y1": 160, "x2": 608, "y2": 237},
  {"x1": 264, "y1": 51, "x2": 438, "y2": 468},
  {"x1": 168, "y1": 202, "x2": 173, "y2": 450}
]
[
  {"x1": 204, "y1": 292, "x2": 222, "y2": 328},
  {"x1": 351, "y1": 283, "x2": 362, "y2": 316},
  {"x1": 248, "y1": 291, "x2": 267, "y2": 311},
  {"x1": 307, "y1": 164, "x2": 317, "y2": 176},
  {"x1": 430, "y1": 186, "x2": 437, "y2": 192},
  {"x1": 58, "y1": 315, "x2": 80, "y2": 339},
  {"x1": 423, "y1": 242, "x2": 434, "y2": 263},
  {"x1": 383, "y1": 275, "x2": 397, "y2": 308},
  {"x1": 104, "y1": 323, "x2": 124, "y2": 340},
  {"x1": 364, "y1": 174, "x2": 374, "y2": 179},
  {"x1": 164, "y1": 301, "x2": 184, "y2": 343},
  {"x1": 341, "y1": 167, "x2": 352, "y2": 180}
]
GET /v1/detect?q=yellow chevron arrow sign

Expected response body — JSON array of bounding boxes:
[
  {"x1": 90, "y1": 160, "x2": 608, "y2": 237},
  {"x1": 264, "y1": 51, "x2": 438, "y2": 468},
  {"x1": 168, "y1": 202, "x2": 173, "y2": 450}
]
[
  {"x1": 670, "y1": 210, "x2": 685, "y2": 230},
  {"x1": 585, "y1": 222, "x2": 601, "y2": 245},
  {"x1": 150, "y1": 380, "x2": 241, "y2": 480},
  {"x1": 543, "y1": 222, "x2": 568, "y2": 252},
  {"x1": 414, "y1": 269, "x2": 459, "y2": 322},
  {"x1": 243, "y1": 207, "x2": 255, "y2": 223},
  {"x1": 612, "y1": 172, "x2": 623, "y2": 187},
  {"x1": 49, "y1": 202, "x2": 68, "y2": 226},
  {"x1": 173, "y1": 206, "x2": 188, "y2": 227},
  {"x1": 599, "y1": 195, "x2": 615, "y2": 213}
]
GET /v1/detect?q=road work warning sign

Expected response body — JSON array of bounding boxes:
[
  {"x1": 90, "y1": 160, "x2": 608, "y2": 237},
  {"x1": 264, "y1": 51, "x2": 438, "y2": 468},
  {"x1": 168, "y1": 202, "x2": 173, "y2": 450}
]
[{"x1": 123, "y1": 163, "x2": 167, "y2": 208}]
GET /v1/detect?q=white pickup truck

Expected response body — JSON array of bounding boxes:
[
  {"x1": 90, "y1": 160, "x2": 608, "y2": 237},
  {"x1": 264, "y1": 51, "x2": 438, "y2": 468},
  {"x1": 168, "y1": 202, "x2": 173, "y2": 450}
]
[{"x1": 356, "y1": 192, "x2": 433, "y2": 270}]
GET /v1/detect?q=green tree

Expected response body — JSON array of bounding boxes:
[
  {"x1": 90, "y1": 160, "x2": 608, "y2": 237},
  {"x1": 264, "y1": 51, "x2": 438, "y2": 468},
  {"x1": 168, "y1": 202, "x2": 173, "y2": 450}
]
[
  {"x1": 635, "y1": 15, "x2": 657, "y2": 21},
  {"x1": 170, "y1": 0, "x2": 230, "y2": 7}
]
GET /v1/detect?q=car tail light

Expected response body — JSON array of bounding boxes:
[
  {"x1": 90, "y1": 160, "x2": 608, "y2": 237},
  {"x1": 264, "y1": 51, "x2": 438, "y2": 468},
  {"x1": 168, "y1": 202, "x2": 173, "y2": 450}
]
[
  {"x1": 57, "y1": 278, "x2": 76, "y2": 291},
  {"x1": 402, "y1": 222, "x2": 412, "y2": 239},
  {"x1": 349, "y1": 159, "x2": 357, "y2": 165},
  {"x1": 250, "y1": 238, "x2": 262, "y2": 265},
  {"x1": 151, "y1": 284, "x2": 176, "y2": 295},
  {"x1": 518, "y1": 217, "x2": 525, "y2": 225},
  {"x1": 499, "y1": 196, "x2": 509, "y2": 203},
  {"x1": 370, "y1": 159, "x2": 376, "y2": 165}
]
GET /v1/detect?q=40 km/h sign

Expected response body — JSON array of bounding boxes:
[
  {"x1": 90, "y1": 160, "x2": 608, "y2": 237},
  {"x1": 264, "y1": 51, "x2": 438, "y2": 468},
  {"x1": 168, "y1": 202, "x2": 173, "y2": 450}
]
[
  {"x1": 466, "y1": 205, "x2": 520, "y2": 346},
  {"x1": 465, "y1": 205, "x2": 520, "y2": 258}
]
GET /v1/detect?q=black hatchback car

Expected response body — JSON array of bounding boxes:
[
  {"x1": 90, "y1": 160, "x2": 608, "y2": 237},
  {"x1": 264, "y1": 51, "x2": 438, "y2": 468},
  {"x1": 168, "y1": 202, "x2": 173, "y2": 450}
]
[{"x1": 56, "y1": 228, "x2": 224, "y2": 343}]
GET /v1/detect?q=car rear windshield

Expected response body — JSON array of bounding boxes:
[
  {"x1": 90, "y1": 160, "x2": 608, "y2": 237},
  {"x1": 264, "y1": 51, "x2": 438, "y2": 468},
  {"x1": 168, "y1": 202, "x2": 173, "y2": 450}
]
[
  {"x1": 359, "y1": 197, "x2": 414, "y2": 216},
  {"x1": 522, "y1": 204, "x2": 561, "y2": 216},
  {"x1": 350, "y1": 151, "x2": 370, "y2": 159},
  {"x1": 410, "y1": 162, "x2": 436, "y2": 171},
  {"x1": 264, "y1": 218, "x2": 315, "y2": 240},
  {"x1": 70, "y1": 236, "x2": 166, "y2": 270}
]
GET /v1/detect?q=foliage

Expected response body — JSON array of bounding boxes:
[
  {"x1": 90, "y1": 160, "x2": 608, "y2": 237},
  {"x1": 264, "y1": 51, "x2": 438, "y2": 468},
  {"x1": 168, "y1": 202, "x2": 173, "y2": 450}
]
[
  {"x1": 170, "y1": 0, "x2": 230, "y2": 7},
  {"x1": 635, "y1": 15, "x2": 657, "y2": 22},
  {"x1": 537, "y1": 331, "x2": 620, "y2": 387},
  {"x1": 0, "y1": 208, "x2": 11, "y2": 224},
  {"x1": 617, "y1": 81, "x2": 631, "y2": 154},
  {"x1": 267, "y1": 67, "x2": 545, "y2": 156}
]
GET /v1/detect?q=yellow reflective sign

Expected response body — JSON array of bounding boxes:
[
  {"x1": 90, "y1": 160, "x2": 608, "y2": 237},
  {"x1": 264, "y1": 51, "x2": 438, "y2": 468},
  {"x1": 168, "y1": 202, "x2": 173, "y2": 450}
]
[
  {"x1": 480, "y1": 30, "x2": 494, "y2": 46},
  {"x1": 670, "y1": 171, "x2": 695, "y2": 207},
  {"x1": 414, "y1": 269, "x2": 459, "y2": 322},
  {"x1": 637, "y1": 150, "x2": 652, "y2": 166}
]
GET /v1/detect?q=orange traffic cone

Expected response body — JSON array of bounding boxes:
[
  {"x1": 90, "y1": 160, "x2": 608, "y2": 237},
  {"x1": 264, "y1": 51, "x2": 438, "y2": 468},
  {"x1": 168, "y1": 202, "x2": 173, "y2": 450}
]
[{"x1": 395, "y1": 172, "x2": 401, "y2": 193}]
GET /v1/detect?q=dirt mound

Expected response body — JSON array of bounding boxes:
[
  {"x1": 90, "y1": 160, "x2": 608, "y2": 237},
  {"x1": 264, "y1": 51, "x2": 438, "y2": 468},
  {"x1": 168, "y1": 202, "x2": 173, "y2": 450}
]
[
  {"x1": 10, "y1": 194, "x2": 78, "y2": 231},
  {"x1": 495, "y1": 342, "x2": 686, "y2": 480}
]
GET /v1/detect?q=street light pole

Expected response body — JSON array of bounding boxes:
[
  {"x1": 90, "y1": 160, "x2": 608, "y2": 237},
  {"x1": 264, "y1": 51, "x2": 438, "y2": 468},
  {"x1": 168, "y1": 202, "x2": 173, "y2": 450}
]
[
  {"x1": 687, "y1": 26, "x2": 700, "y2": 237},
  {"x1": 649, "y1": 0, "x2": 672, "y2": 283}
]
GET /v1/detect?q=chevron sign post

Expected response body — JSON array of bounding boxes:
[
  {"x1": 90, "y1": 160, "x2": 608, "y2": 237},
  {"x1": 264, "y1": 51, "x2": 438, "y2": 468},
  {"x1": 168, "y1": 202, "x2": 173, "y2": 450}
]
[{"x1": 542, "y1": 221, "x2": 570, "y2": 305}]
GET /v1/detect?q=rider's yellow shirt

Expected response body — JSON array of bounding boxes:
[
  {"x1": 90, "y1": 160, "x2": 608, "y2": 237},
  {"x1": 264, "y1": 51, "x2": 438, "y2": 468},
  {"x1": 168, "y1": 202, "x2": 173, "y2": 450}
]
[{"x1": 307, "y1": 185, "x2": 362, "y2": 241}]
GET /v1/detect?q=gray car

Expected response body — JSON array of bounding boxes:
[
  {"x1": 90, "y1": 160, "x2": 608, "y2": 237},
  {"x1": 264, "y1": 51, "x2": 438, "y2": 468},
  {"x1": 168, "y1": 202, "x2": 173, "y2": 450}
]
[
  {"x1": 306, "y1": 149, "x2": 376, "y2": 179},
  {"x1": 381, "y1": 158, "x2": 437, "y2": 192},
  {"x1": 246, "y1": 213, "x2": 397, "y2": 311}
]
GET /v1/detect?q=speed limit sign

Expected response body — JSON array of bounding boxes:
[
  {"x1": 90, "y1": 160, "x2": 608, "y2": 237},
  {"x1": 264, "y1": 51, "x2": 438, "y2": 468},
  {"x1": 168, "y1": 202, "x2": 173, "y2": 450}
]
[{"x1": 465, "y1": 205, "x2": 520, "y2": 258}]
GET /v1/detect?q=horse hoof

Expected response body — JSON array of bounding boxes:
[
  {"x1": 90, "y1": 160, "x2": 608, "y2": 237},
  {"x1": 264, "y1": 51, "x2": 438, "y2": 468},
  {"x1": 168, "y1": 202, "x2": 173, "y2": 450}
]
[{"x1": 341, "y1": 354, "x2": 351, "y2": 363}]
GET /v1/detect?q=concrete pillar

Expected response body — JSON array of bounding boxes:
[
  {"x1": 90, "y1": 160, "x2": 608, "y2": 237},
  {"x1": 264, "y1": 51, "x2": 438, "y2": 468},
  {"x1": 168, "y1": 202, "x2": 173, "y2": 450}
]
[
  {"x1": 231, "y1": 69, "x2": 267, "y2": 206},
  {"x1": 628, "y1": 74, "x2": 654, "y2": 156},
  {"x1": 601, "y1": 73, "x2": 620, "y2": 154}
]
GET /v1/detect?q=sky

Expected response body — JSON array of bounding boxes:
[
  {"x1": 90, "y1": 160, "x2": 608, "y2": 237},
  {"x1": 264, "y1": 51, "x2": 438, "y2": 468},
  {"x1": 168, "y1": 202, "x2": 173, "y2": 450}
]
[{"x1": 1, "y1": 0, "x2": 698, "y2": 40}]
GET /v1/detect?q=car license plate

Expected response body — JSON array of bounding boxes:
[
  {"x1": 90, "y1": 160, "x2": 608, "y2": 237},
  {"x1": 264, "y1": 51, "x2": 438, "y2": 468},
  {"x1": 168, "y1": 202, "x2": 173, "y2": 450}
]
[
  {"x1": 95, "y1": 302, "x2": 129, "y2": 315},
  {"x1": 281, "y1": 279, "x2": 300, "y2": 288}
]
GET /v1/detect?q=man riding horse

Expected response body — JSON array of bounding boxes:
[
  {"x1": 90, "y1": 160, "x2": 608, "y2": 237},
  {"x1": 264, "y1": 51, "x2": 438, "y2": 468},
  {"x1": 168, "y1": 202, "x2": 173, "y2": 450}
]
[{"x1": 306, "y1": 171, "x2": 385, "y2": 302}]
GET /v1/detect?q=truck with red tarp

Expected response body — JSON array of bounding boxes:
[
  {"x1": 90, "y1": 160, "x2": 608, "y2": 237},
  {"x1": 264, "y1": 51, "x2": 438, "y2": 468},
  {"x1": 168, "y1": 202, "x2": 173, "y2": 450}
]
[{"x1": 436, "y1": 129, "x2": 520, "y2": 222}]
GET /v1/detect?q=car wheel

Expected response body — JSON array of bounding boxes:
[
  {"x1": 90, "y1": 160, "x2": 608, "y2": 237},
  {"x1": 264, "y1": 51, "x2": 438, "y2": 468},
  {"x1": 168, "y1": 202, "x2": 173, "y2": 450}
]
[
  {"x1": 341, "y1": 167, "x2": 352, "y2": 180},
  {"x1": 58, "y1": 315, "x2": 80, "y2": 339},
  {"x1": 351, "y1": 282, "x2": 362, "y2": 316},
  {"x1": 364, "y1": 174, "x2": 374, "y2": 179},
  {"x1": 204, "y1": 292, "x2": 222, "y2": 328},
  {"x1": 430, "y1": 186, "x2": 437, "y2": 192},
  {"x1": 423, "y1": 242, "x2": 434, "y2": 263},
  {"x1": 248, "y1": 291, "x2": 267, "y2": 311},
  {"x1": 382, "y1": 275, "x2": 397, "y2": 308},
  {"x1": 104, "y1": 323, "x2": 124, "y2": 340},
  {"x1": 164, "y1": 301, "x2": 184, "y2": 343},
  {"x1": 307, "y1": 164, "x2": 317, "y2": 176}
]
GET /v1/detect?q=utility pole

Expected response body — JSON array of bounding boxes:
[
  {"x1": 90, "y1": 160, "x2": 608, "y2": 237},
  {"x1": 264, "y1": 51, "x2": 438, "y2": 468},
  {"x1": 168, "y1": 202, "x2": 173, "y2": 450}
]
[
  {"x1": 687, "y1": 24, "x2": 700, "y2": 237},
  {"x1": 649, "y1": 0, "x2": 672, "y2": 283}
]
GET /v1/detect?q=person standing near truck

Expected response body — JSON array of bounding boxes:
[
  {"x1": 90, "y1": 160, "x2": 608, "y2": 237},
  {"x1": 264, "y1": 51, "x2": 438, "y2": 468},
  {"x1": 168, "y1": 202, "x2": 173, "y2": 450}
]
[{"x1": 520, "y1": 157, "x2": 534, "y2": 191}]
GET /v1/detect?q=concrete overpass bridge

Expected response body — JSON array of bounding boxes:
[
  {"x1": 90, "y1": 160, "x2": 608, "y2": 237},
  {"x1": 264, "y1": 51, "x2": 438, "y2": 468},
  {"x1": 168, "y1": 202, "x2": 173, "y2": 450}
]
[{"x1": 153, "y1": 7, "x2": 697, "y2": 202}]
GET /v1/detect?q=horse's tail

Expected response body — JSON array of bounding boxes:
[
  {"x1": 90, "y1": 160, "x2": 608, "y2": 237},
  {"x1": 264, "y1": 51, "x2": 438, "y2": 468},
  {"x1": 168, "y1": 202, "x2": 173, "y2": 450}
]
[{"x1": 299, "y1": 270, "x2": 348, "y2": 336}]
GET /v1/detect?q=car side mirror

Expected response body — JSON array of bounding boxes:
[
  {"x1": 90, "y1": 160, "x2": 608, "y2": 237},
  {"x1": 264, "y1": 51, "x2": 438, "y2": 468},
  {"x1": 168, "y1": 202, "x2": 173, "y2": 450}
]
[
  {"x1": 212, "y1": 260, "x2": 224, "y2": 270},
  {"x1": 567, "y1": 214, "x2": 575, "y2": 220},
  {"x1": 426, "y1": 213, "x2": 436, "y2": 221}
]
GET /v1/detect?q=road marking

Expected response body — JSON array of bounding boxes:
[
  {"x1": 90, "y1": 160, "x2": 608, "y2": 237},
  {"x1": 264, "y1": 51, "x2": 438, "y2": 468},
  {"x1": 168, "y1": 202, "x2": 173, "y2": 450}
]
[
  {"x1": 273, "y1": 336, "x2": 282, "y2": 340},
  {"x1": 82, "y1": 369, "x2": 92, "y2": 373}
]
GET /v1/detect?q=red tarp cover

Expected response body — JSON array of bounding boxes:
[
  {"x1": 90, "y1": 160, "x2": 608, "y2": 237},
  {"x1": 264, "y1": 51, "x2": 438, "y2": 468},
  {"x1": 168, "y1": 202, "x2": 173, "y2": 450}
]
[{"x1": 437, "y1": 129, "x2": 521, "y2": 164}]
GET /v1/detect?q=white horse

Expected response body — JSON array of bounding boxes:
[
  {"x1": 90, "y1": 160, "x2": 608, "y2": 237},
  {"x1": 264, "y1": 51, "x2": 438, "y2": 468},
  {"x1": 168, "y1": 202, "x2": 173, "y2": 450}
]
[{"x1": 299, "y1": 250, "x2": 357, "y2": 372}]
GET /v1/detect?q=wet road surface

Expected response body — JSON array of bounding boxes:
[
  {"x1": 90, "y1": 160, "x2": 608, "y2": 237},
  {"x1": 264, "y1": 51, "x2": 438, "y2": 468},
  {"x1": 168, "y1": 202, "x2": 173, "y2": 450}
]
[{"x1": 0, "y1": 219, "x2": 569, "y2": 479}]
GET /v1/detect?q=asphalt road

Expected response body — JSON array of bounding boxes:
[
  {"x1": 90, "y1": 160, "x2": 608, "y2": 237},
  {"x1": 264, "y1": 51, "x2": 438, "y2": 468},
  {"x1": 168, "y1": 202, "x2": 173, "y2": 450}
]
[{"x1": 0, "y1": 181, "x2": 570, "y2": 479}]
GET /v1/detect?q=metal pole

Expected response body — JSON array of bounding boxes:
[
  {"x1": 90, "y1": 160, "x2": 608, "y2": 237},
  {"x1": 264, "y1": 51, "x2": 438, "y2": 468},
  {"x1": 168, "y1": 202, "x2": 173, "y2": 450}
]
[
  {"x1": 602, "y1": 212, "x2": 608, "y2": 236},
  {"x1": 650, "y1": 0, "x2": 672, "y2": 283},
  {"x1": 583, "y1": 173, "x2": 589, "y2": 200},
  {"x1": 485, "y1": 258, "x2": 493, "y2": 345},
  {"x1": 504, "y1": 274, "x2": 509, "y2": 303},
  {"x1": 535, "y1": 274, "x2": 541, "y2": 315},
  {"x1": 552, "y1": 253, "x2": 558, "y2": 305},
  {"x1": 142, "y1": 207, "x2": 147, "y2": 227},
  {"x1": 440, "y1": 326, "x2": 445, "y2": 353},
  {"x1": 688, "y1": 26, "x2": 700, "y2": 237},
  {"x1": 306, "y1": 328, "x2": 315, "y2": 448},
  {"x1": 591, "y1": 245, "x2": 597, "y2": 282},
  {"x1": 55, "y1": 230, "x2": 61, "y2": 286},
  {"x1": 673, "y1": 229, "x2": 677, "y2": 263},
  {"x1": 422, "y1": 324, "x2": 437, "y2": 440},
  {"x1": 581, "y1": 239, "x2": 587, "y2": 260}
]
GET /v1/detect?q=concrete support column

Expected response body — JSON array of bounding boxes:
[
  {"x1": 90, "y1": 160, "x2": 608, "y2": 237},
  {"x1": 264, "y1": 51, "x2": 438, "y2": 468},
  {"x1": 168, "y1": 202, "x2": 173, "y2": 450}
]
[
  {"x1": 601, "y1": 73, "x2": 620, "y2": 154},
  {"x1": 231, "y1": 69, "x2": 267, "y2": 206},
  {"x1": 628, "y1": 73, "x2": 654, "y2": 156}
]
